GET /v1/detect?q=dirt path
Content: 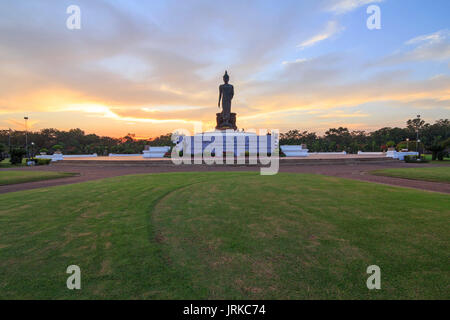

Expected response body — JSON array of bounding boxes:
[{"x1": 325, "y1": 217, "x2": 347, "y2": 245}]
[
  {"x1": 281, "y1": 164, "x2": 450, "y2": 194},
  {"x1": 0, "y1": 162, "x2": 449, "y2": 194}
]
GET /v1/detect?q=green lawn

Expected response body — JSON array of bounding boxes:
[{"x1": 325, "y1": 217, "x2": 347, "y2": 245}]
[
  {"x1": 0, "y1": 172, "x2": 448, "y2": 299},
  {"x1": 371, "y1": 167, "x2": 450, "y2": 183},
  {"x1": 0, "y1": 171, "x2": 76, "y2": 186},
  {"x1": 423, "y1": 154, "x2": 450, "y2": 163}
]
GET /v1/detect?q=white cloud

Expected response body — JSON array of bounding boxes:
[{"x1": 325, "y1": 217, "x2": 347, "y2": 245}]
[
  {"x1": 366, "y1": 30, "x2": 450, "y2": 67},
  {"x1": 317, "y1": 110, "x2": 369, "y2": 119},
  {"x1": 297, "y1": 21, "x2": 344, "y2": 49},
  {"x1": 327, "y1": 0, "x2": 384, "y2": 14},
  {"x1": 282, "y1": 58, "x2": 308, "y2": 65},
  {"x1": 405, "y1": 29, "x2": 449, "y2": 46},
  {"x1": 374, "y1": 29, "x2": 450, "y2": 65}
]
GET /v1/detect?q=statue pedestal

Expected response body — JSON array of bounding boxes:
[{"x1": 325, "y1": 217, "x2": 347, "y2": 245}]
[
  {"x1": 176, "y1": 131, "x2": 278, "y2": 157},
  {"x1": 216, "y1": 113, "x2": 237, "y2": 131}
]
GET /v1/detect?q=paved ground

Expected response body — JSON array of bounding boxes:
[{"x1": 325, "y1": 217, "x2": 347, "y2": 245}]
[
  {"x1": 282, "y1": 163, "x2": 450, "y2": 194},
  {"x1": 1, "y1": 161, "x2": 449, "y2": 194},
  {"x1": 59, "y1": 154, "x2": 386, "y2": 161}
]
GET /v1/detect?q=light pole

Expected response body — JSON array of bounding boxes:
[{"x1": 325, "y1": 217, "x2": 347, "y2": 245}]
[
  {"x1": 31, "y1": 142, "x2": 35, "y2": 159},
  {"x1": 415, "y1": 133, "x2": 419, "y2": 154},
  {"x1": 8, "y1": 128, "x2": 12, "y2": 152},
  {"x1": 24, "y1": 116, "x2": 29, "y2": 158},
  {"x1": 406, "y1": 138, "x2": 409, "y2": 151},
  {"x1": 416, "y1": 115, "x2": 421, "y2": 155}
]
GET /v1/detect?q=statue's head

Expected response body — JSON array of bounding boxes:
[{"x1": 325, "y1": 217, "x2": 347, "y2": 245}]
[{"x1": 223, "y1": 70, "x2": 229, "y2": 84}]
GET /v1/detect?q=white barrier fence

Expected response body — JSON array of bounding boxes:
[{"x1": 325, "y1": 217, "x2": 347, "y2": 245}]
[
  {"x1": 280, "y1": 146, "x2": 350, "y2": 157},
  {"x1": 280, "y1": 145, "x2": 309, "y2": 157},
  {"x1": 386, "y1": 151, "x2": 419, "y2": 161},
  {"x1": 308, "y1": 151, "x2": 347, "y2": 155},
  {"x1": 358, "y1": 152, "x2": 384, "y2": 155},
  {"x1": 36, "y1": 153, "x2": 98, "y2": 162},
  {"x1": 108, "y1": 153, "x2": 142, "y2": 157},
  {"x1": 35, "y1": 154, "x2": 62, "y2": 162},
  {"x1": 63, "y1": 154, "x2": 98, "y2": 158},
  {"x1": 32, "y1": 149, "x2": 420, "y2": 162},
  {"x1": 358, "y1": 151, "x2": 420, "y2": 160},
  {"x1": 281, "y1": 148, "x2": 418, "y2": 161},
  {"x1": 34, "y1": 149, "x2": 172, "y2": 161},
  {"x1": 143, "y1": 146, "x2": 171, "y2": 158}
]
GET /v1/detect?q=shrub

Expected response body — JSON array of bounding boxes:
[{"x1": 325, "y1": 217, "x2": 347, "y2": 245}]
[
  {"x1": 39, "y1": 148, "x2": 48, "y2": 154},
  {"x1": 404, "y1": 155, "x2": 429, "y2": 163},
  {"x1": 397, "y1": 141, "x2": 424, "y2": 152},
  {"x1": 397, "y1": 142, "x2": 407, "y2": 151},
  {"x1": 10, "y1": 148, "x2": 26, "y2": 165},
  {"x1": 37, "y1": 158, "x2": 52, "y2": 166},
  {"x1": 386, "y1": 141, "x2": 396, "y2": 148},
  {"x1": 26, "y1": 158, "x2": 51, "y2": 166},
  {"x1": 52, "y1": 144, "x2": 63, "y2": 152}
]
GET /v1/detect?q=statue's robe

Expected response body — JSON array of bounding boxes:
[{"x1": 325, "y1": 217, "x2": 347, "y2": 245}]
[{"x1": 219, "y1": 84, "x2": 234, "y2": 122}]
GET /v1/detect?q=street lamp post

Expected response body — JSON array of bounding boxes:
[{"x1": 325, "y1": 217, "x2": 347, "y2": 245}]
[
  {"x1": 417, "y1": 139, "x2": 421, "y2": 157},
  {"x1": 8, "y1": 128, "x2": 12, "y2": 152},
  {"x1": 31, "y1": 142, "x2": 35, "y2": 159},
  {"x1": 416, "y1": 115, "x2": 421, "y2": 155},
  {"x1": 24, "y1": 116, "x2": 29, "y2": 158},
  {"x1": 406, "y1": 138, "x2": 409, "y2": 151},
  {"x1": 415, "y1": 133, "x2": 419, "y2": 154}
]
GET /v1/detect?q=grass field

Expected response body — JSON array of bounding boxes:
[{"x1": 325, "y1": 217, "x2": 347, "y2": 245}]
[
  {"x1": 423, "y1": 154, "x2": 450, "y2": 163},
  {"x1": 0, "y1": 172, "x2": 448, "y2": 299},
  {"x1": 0, "y1": 171, "x2": 76, "y2": 186},
  {"x1": 0, "y1": 158, "x2": 26, "y2": 168},
  {"x1": 371, "y1": 167, "x2": 450, "y2": 183}
]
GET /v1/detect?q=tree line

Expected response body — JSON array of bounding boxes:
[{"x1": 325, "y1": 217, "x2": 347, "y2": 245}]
[
  {"x1": 279, "y1": 118, "x2": 449, "y2": 155},
  {"x1": 0, "y1": 117, "x2": 449, "y2": 158},
  {"x1": 0, "y1": 128, "x2": 172, "y2": 157}
]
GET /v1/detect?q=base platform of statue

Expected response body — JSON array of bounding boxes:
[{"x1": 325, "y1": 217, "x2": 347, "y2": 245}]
[
  {"x1": 175, "y1": 130, "x2": 278, "y2": 157},
  {"x1": 216, "y1": 113, "x2": 237, "y2": 131}
]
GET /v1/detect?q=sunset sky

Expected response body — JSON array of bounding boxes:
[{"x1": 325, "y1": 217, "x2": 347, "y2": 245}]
[{"x1": 0, "y1": 0, "x2": 449, "y2": 138}]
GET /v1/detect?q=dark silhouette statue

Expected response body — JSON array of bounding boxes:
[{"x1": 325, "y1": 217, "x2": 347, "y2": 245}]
[{"x1": 216, "y1": 71, "x2": 237, "y2": 130}]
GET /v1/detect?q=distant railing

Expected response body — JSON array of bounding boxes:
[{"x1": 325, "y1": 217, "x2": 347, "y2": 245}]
[
  {"x1": 143, "y1": 146, "x2": 171, "y2": 158},
  {"x1": 358, "y1": 152, "x2": 384, "y2": 155},
  {"x1": 308, "y1": 151, "x2": 347, "y2": 155},
  {"x1": 108, "y1": 153, "x2": 142, "y2": 157},
  {"x1": 63, "y1": 154, "x2": 98, "y2": 158},
  {"x1": 280, "y1": 145, "x2": 309, "y2": 157},
  {"x1": 36, "y1": 153, "x2": 98, "y2": 162}
]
